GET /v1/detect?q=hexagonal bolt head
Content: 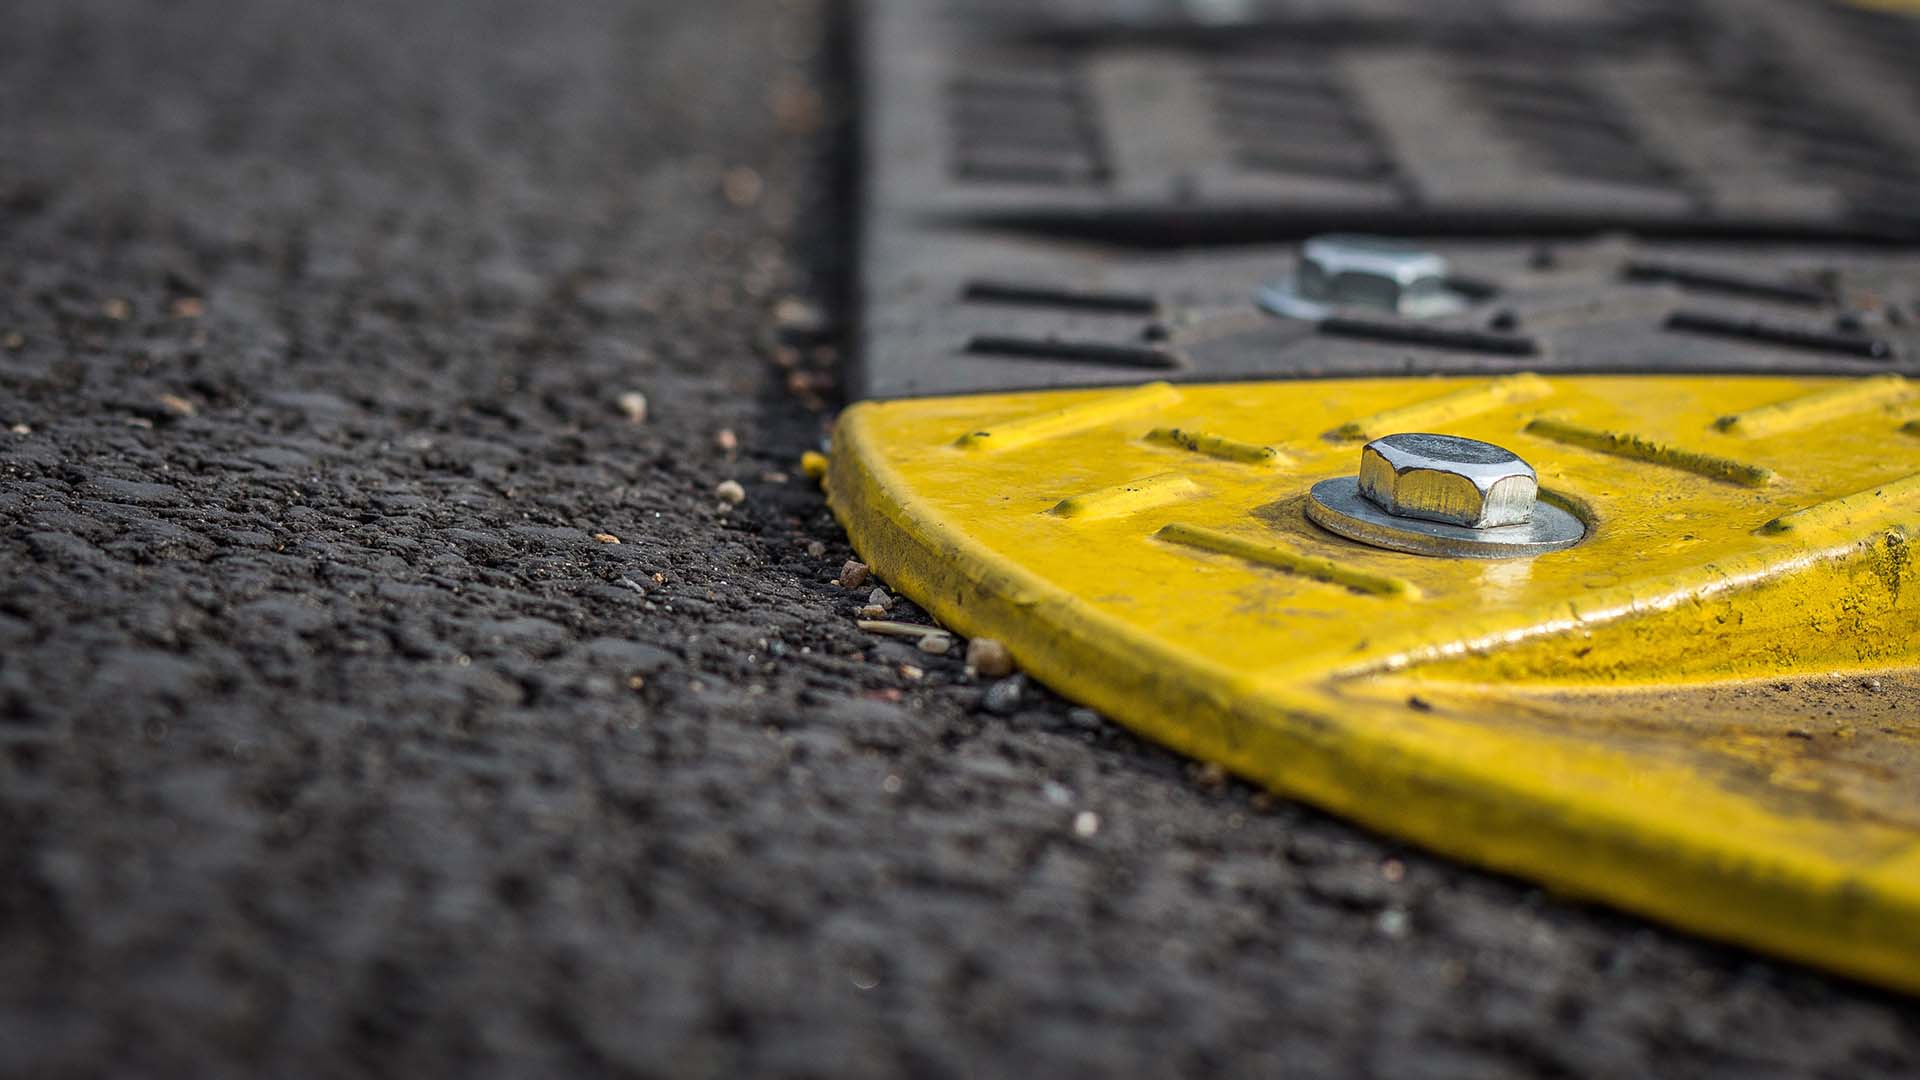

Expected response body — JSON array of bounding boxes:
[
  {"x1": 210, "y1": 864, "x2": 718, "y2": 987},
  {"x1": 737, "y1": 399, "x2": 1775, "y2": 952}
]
[
  {"x1": 1296, "y1": 235, "x2": 1452, "y2": 316},
  {"x1": 1357, "y1": 433, "x2": 1538, "y2": 529}
]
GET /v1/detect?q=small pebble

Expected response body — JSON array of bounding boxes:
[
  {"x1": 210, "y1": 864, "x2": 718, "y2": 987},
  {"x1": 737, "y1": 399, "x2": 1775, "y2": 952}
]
[
  {"x1": 170, "y1": 297, "x2": 205, "y2": 318},
  {"x1": 1377, "y1": 909, "x2": 1410, "y2": 938},
  {"x1": 770, "y1": 75, "x2": 825, "y2": 134},
  {"x1": 897, "y1": 664, "x2": 923, "y2": 681},
  {"x1": 965, "y1": 637, "x2": 1013, "y2": 678},
  {"x1": 2, "y1": 332, "x2": 23, "y2": 350},
  {"x1": 9, "y1": 423, "x2": 30, "y2": 435},
  {"x1": 715, "y1": 479, "x2": 746, "y2": 504},
  {"x1": 981, "y1": 675, "x2": 1025, "y2": 716},
  {"x1": 856, "y1": 620, "x2": 951, "y2": 644},
  {"x1": 866, "y1": 588, "x2": 891, "y2": 611},
  {"x1": 806, "y1": 540, "x2": 827, "y2": 558},
  {"x1": 774, "y1": 296, "x2": 830, "y2": 343},
  {"x1": 102, "y1": 298, "x2": 131, "y2": 320},
  {"x1": 1072, "y1": 811, "x2": 1100, "y2": 838},
  {"x1": 722, "y1": 166, "x2": 764, "y2": 207},
  {"x1": 916, "y1": 634, "x2": 950, "y2": 656},
  {"x1": 158, "y1": 393, "x2": 197, "y2": 417},
  {"x1": 839, "y1": 560, "x2": 871, "y2": 588},
  {"x1": 592, "y1": 532, "x2": 621, "y2": 544},
  {"x1": 857, "y1": 604, "x2": 887, "y2": 618},
  {"x1": 618, "y1": 391, "x2": 649, "y2": 424},
  {"x1": 715, "y1": 428, "x2": 738, "y2": 452}
]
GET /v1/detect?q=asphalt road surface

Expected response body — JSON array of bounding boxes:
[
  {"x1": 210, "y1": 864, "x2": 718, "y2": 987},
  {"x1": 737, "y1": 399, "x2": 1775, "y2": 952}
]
[{"x1": 3, "y1": 1, "x2": 1918, "y2": 1076}]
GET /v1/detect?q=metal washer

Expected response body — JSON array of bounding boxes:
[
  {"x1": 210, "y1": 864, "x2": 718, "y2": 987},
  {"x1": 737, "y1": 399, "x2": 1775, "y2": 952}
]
[{"x1": 1306, "y1": 476, "x2": 1586, "y2": 559}]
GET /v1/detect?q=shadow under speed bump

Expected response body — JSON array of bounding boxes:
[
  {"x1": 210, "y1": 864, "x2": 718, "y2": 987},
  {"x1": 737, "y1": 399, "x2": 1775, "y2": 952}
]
[{"x1": 826, "y1": 372, "x2": 1920, "y2": 993}]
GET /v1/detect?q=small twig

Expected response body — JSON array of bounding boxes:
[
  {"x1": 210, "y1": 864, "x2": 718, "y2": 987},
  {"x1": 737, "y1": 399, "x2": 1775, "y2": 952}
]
[{"x1": 856, "y1": 620, "x2": 950, "y2": 641}]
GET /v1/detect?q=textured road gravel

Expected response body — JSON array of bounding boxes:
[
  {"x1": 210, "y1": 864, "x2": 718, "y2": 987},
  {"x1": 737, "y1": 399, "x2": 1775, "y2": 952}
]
[{"x1": 2, "y1": 1, "x2": 1919, "y2": 1076}]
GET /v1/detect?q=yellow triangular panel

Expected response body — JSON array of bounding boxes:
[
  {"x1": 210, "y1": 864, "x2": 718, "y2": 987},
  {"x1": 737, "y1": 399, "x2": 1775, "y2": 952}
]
[{"x1": 829, "y1": 374, "x2": 1920, "y2": 992}]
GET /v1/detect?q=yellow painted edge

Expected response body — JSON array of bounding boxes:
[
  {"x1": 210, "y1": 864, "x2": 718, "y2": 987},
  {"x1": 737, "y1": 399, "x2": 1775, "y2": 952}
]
[
  {"x1": 1310, "y1": 525, "x2": 1893, "y2": 685},
  {"x1": 1143, "y1": 427, "x2": 1291, "y2": 467},
  {"x1": 1157, "y1": 522, "x2": 1416, "y2": 597},
  {"x1": 1049, "y1": 473, "x2": 1205, "y2": 521},
  {"x1": 1759, "y1": 471, "x2": 1920, "y2": 535},
  {"x1": 1524, "y1": 416, "x2": 1775, "y2": 487},
  {"x1": 955, "y1": 381, "x2": 1182, "y2": 452},
  {"x1": 827, "y1": 400, "x2": 1920, "y2": 995},
  {"x1": 1325, "y1": 372, "x2": 1552, "y2": 442},
  {"x1": 1713, "y1": 374, "x2": 1908, "y2": 437}
]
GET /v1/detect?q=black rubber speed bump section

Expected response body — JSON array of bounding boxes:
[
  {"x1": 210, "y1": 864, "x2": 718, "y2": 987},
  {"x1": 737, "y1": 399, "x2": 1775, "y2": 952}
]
[
  {"x1": 853, "y1": 0, "x2": 1920, "y2": 398},
  {"x1": 865, "y1": 0, "x2": 1920, "y2": 240},
  {"x1": 855, "y1": 230, "x2": 1920, "y2": 397}
]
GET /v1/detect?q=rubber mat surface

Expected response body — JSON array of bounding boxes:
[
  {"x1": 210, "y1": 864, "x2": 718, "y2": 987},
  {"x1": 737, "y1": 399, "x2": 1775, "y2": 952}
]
[{"x1": 856, "y1": 0, "x2": 1920, "y2": 397}]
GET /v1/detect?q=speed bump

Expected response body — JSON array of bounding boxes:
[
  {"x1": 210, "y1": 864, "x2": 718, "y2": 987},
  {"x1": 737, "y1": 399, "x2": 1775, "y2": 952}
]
[{"x1": 827, "y1": 373, "x2": 1920, "y2": 992}]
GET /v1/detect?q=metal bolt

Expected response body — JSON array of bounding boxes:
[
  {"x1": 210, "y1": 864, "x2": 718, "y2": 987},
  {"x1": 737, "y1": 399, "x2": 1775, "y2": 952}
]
[
  {"x1": 1306, "y1": 432, "x2": 1583, "y2": 558},
  {"x1": 1357, "y1": 433, "x2": 1537, "y2": 529},
  {"x1": 1296, "y1": 235, "x2": 1454, "y2": 317}
]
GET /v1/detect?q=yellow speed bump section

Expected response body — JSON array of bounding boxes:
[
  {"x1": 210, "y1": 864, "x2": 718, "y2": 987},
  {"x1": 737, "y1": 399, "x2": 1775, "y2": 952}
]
[{"x1": 826, "y1": 374, "x2": 1920, "y2": 993}]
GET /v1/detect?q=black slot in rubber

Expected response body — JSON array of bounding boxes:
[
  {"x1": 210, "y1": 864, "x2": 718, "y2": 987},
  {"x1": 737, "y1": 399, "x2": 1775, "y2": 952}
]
[
  {"x1": 965, "y1": 335, "x2": 1179, "y2": 368},
  {"x1": 1623, "y1": 261, "x2": 1831, "y2": 305},
  {"x1": 1317, "y1": 318, "x2": 1539, "y2": 356},
  {"x1": 1665, "y1": 310, "x2": 1894, "y2": 358},
  {"x1": 961, "y1": 280, "x2": 1159, "y2": 314}
]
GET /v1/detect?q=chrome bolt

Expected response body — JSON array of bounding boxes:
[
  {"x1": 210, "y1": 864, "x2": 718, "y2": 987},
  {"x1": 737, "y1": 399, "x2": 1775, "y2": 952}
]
[
  {"x1": 1357, "y1": 433, "x2": 1538, "y2": 530},
  {"x1": 1296, "y1": 235, "x2": 1453, "y2": 317},
  {"x1": 1305, "y1": 432, "x2": 1582, "y2": 558}
]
